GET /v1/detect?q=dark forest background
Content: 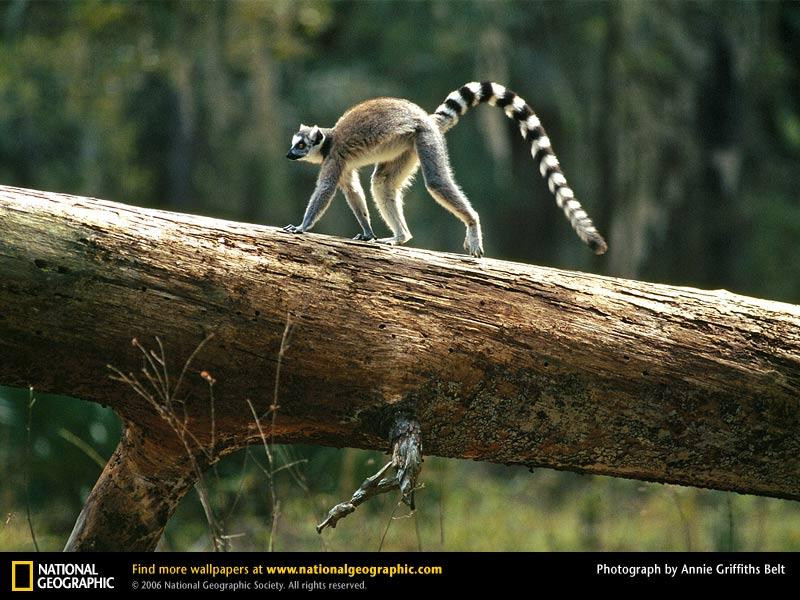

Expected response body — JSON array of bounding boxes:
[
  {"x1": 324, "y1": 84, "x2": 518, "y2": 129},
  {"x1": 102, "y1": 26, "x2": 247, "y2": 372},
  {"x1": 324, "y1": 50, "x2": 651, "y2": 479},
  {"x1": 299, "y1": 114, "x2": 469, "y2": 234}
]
[{"x1": 1, "y1": 0, "x2": 799, "y2": 551}]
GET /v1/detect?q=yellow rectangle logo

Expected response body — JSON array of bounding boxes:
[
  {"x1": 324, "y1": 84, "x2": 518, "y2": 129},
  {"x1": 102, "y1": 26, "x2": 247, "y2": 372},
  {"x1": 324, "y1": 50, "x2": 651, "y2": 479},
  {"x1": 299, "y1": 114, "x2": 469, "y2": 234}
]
[{"x1": 11, "y1": 561, "x2": 34, "y2": 592}]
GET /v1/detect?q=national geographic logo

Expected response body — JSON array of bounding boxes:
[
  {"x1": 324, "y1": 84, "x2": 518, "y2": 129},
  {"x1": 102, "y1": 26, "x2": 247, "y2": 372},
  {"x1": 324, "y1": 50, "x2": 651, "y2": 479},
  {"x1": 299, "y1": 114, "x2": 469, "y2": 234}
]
[
  {"x1": 11, "y1": 561, "x2": 33, "y2": 592},
  {"x1": 10, "y1": 561, "x2": 115, "y2": 591}
]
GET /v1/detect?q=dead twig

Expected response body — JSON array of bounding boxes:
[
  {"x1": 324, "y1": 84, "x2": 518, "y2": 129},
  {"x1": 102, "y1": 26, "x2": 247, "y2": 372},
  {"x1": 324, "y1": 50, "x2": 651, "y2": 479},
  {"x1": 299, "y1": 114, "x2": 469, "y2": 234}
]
[
  {"x1": 317, "y1": 414, "x2": 423, "y2": 533},
  {"x1": 24, "y1": 386, "x2": 40, "y2": 552},
  {"x1": 108, "y1": 335, "x2": 228, "y2": 551},
  {"x1": 316, "y1": 461, "x2": 398, "y2": 533}
]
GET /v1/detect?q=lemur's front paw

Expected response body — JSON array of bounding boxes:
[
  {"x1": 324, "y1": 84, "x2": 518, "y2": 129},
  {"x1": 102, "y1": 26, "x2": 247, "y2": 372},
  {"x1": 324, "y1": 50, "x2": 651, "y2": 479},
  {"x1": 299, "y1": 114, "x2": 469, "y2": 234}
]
[
  {"x1": 283, "y1": 224, "x2": 305, "y2": 234},
  {"x1": 353, "y1": 232, "x2": 376, "y2": 241}
]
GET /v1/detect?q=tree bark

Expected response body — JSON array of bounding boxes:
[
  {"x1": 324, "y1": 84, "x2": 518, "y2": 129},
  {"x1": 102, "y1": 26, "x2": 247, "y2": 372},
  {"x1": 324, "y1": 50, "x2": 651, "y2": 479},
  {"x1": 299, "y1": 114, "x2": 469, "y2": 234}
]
[
  {"x1": 63, "y1": 427, "x2": 197, "y2": 552},
  {"x1": 0, "y1": 185, "x2": 798, "y2": 550}
]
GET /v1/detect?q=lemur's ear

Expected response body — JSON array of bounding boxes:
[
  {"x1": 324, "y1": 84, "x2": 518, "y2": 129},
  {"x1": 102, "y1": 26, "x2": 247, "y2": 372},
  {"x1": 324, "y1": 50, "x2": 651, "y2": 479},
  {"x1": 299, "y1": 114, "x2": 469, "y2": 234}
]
[{"x1": 309, "y1": 125, "x2": 323, "y2": 145}]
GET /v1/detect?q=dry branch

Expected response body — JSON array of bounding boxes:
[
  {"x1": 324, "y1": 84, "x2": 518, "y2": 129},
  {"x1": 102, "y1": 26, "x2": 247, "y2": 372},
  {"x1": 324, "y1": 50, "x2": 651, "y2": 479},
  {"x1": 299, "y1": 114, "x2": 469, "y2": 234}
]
[{"x1": 0, "y1": 185, "x2": 799, "y2": 551}]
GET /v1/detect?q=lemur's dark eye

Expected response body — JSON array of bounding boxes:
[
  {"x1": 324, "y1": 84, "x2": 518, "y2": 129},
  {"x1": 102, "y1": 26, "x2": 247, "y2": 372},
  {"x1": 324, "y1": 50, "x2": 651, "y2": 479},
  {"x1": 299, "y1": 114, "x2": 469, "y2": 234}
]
[{"x1": 297, "y1": 142, "x2": 306, "y2": 149}]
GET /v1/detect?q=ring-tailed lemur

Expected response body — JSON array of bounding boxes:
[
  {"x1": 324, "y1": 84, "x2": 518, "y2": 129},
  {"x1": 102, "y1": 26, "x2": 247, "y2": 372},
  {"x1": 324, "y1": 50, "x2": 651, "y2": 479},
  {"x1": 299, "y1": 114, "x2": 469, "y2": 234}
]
[{"x1": 284, "y1": 81, "x2": 607, "y2": 257}]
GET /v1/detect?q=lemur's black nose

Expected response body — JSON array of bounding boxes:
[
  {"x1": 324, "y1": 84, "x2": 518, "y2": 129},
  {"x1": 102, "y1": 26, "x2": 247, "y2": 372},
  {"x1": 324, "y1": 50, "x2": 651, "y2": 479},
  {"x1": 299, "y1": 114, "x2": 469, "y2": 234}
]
[{"x1": 286, "y1": 150, "x2": 299, "y2": 160}]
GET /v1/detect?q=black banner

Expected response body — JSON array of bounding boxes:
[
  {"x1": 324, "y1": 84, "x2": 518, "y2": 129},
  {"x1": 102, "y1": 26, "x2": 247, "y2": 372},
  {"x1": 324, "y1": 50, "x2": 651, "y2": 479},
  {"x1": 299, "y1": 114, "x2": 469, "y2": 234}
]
[{"x1": 2, "y1": 552, "x2": 798, "y2": 593}]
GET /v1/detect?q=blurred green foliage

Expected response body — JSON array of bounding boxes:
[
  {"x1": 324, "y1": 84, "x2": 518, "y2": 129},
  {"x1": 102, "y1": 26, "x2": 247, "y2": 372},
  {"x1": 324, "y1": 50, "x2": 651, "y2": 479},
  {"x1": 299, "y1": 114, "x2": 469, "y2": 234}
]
[{"x1": 1, "y1": 0, "x2": 799, "y2": 551}]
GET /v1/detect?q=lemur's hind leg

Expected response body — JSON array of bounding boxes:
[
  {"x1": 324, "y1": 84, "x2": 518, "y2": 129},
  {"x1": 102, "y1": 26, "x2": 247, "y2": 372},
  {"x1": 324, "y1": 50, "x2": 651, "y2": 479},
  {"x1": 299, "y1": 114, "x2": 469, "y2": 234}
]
[
  {"x1": 371, "y1": 150, "x2": 420, "y2": 246},
  {"x1": 415, "y1": 124, "x2": 483, "y2": 257},
  {"x1": 340, "y1": 170, "x2": 375, "y2": 240}
]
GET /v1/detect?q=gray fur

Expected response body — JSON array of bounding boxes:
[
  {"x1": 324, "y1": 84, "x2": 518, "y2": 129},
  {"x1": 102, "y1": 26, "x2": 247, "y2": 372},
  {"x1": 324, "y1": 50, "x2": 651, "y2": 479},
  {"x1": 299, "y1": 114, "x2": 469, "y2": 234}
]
[
  {"x1": 371, "y1": 149, "x2": 418, "y2": 245},
  {"x1": 287, "y1": 158, "x2": 341, "y2": 232},
  {"x1": 340, "y1": 170, "x2": 374, "y2": 240},
  {"x1": 415, "y1": 125, "x2": 483, "y2": 256}
]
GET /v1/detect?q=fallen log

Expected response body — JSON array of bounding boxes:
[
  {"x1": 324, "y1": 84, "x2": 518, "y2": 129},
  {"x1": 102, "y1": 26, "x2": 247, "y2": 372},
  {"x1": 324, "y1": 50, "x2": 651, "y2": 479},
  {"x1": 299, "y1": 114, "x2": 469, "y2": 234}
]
[{"x1": 0, "y1": 185, "x2": 797, "y2": 550}]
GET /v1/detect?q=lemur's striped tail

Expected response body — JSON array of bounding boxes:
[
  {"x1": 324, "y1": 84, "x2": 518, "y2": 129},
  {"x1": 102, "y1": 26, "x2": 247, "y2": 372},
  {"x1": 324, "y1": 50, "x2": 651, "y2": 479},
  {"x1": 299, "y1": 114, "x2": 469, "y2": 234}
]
[{"x1": 432, "y1": 81, "x2": 608, "y2": 255}]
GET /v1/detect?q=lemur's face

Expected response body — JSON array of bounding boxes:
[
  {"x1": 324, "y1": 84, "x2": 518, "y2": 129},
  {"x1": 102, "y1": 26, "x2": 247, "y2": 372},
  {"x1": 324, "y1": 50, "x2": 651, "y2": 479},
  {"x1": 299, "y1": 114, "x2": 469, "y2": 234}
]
[{"x1": 286, "y1": 124, "x2": 325, "y2": 163}]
